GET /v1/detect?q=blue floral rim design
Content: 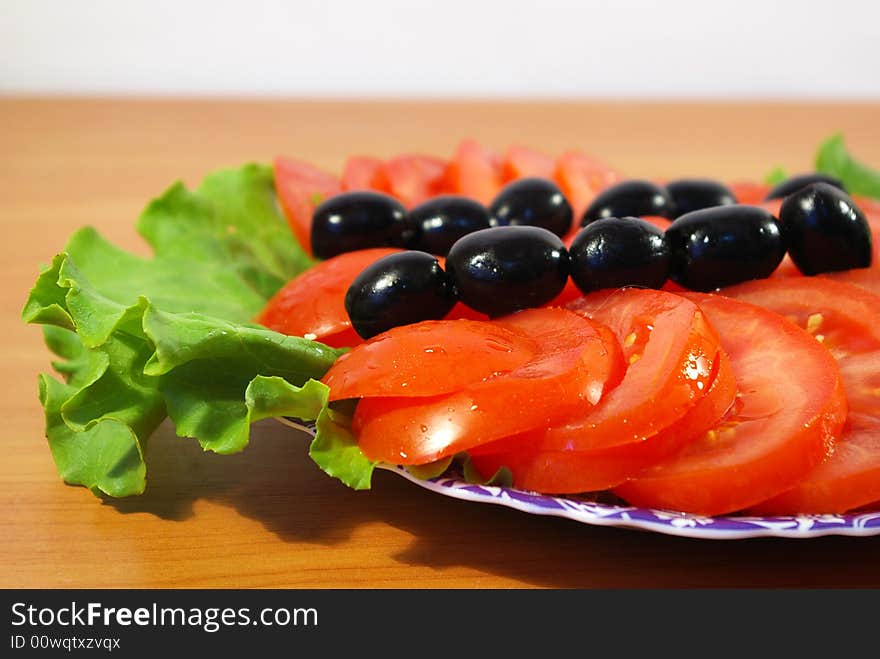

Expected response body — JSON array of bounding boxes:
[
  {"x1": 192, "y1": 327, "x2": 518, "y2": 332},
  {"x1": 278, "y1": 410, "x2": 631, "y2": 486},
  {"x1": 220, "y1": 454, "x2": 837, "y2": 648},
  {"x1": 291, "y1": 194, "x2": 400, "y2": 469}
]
[{"x1": 279, "y1": 418, "x2": 880, "y2": 540}]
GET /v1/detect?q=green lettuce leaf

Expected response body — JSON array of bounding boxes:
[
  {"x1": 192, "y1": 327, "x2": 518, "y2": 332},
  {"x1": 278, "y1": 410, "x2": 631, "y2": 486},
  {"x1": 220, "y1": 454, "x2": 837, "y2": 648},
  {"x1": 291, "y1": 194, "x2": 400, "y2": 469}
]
[
  {"x1": 23, "y1": 163, "x2": 376, "y2": 497},
  {"x1": 815, "y1": 133, "x2": 880, "y2": 199},
  {"x1": 764, "y1": 166, "x2": 787, "y2": 186}
]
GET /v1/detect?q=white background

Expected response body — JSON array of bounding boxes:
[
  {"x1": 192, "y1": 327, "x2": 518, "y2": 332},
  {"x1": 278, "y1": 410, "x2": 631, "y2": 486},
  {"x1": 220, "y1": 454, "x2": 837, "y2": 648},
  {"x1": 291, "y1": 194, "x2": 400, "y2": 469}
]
[{"x1": 2, "y1": 0, "x2": 879, "y2": 98}]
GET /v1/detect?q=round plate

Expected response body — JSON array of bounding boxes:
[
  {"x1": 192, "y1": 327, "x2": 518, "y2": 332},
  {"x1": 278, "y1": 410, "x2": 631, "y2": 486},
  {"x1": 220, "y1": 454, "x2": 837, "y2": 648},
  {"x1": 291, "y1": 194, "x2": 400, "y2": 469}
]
[{"x1": 281, "y1": 419, "x2": 880, "y2": 540}]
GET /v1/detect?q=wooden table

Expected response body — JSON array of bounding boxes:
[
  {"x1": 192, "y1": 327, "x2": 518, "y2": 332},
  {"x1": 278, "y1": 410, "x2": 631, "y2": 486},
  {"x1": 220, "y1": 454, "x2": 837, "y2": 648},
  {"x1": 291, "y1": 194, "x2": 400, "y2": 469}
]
[{"x1": 3, "y1": 98, "x2": 880, "y2": 589}]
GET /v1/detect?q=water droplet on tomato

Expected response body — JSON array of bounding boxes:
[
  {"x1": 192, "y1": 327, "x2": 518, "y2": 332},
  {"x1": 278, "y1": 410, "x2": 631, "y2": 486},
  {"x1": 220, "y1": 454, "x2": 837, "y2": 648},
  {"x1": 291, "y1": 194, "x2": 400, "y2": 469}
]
[{"x1": 484, "y1": 337, "x2": 514, "y2": 353}]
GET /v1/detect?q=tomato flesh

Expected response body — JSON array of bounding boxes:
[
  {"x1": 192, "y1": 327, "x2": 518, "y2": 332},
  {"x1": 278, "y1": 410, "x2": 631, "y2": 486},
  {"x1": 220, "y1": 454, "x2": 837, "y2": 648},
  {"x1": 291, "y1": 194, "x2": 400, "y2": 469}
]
[
  {"x1": 728, "y1": 181, "x2": 770, "y2": 205},
  {"x1": 382, "y1": 154, "x2": 448, "y2": 208},
  {"x1": 341, "y1": 156, "x2": 391, "y2": 193},
  {"x1": 353, "y1": 308, "x2": 625, "y2": 464},
  {"x1": 274, "y1": 157, "x2": 342, "y2": 254},
  {"x1": 723, "y1": 278, "x2": 880, "y2": 514},
  {"x1": 502, "y1": 145, "x2": 555, "y2": 181},
  {"x1": 535, "y1": 289, "x2": 723, "y2": 452},
  {"x1": 615, "y1": 292, "x2": 847, "y2": 516},
  {"x1": 554, "y1": 150, "x2": 621, "y2": 231},
  {"x1": 257, "y1": 248, "x2": 401, "y2": 348},
  {"x1": 323, "y1": 319, "x2": 538, "y2": 400},
  {"x1": 469, "y1": 346, "x2": 736, "y2": 493},
  {"x1": 443, "y1": 139, "x2": 504, "y2": 205}
]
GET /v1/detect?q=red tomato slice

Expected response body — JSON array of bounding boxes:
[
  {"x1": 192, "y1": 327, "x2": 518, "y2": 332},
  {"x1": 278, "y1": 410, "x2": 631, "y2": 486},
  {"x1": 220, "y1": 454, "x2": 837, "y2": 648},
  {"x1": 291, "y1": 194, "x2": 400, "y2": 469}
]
[
  {"x1": 502, "y1": 145, "x2": 555, "y2": 181},
  {"x1": 274, "y1": 157, "x2": 342, "y2": 254},
  {"x1": 615, "y1": 292, "x2": 847, "y2": 516},
  {"x1": 554, "y1": 150, "x2": 621, "y2": 231},
  {"x1": 381, "y1": 154, "x2": 448, "y2": 208},
  {"x1": 341, "y1": 156, "x2": 391, "y2": 193},
  {"x1": 535, "y1": 289, "x2": 722, "y2": 452},
  {"x1": 353, "y1": 308, "x2": 625, "y2": 464},
  {"x1": 729, "y1": 181, "x2": 770, "y2": 205},
  {"x1": 322, "y1": 319, "x2": 538, "y2": 400},
  {"x1": 257, "y1": 247, "x2": 401, "y2": 348},
  {"x1": 722, "y1": 278, "x2": 880, "y2": 514},
  {"x1": 640, "y1": 215, "x2": 672, "y2": 231},
  {"x1": 469, "y1": 347, "x2": 736, "y2": 493},
  {"x1": 443, "y1": 139, "x2": 504, "y2": 205},
  {"x1": 259, "y1": 250, "x2": 487, "y2": 348}
]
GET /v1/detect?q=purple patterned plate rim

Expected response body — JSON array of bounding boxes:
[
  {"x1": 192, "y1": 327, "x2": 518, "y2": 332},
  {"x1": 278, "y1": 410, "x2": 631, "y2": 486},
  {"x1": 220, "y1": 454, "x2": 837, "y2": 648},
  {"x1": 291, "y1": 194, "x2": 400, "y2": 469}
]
[
  {"x1": 279, "y1": 418, "x2": 880, "y2": 540},
  {"x1": 382, "y1": 465, "x2": 880, "y2": 540}
]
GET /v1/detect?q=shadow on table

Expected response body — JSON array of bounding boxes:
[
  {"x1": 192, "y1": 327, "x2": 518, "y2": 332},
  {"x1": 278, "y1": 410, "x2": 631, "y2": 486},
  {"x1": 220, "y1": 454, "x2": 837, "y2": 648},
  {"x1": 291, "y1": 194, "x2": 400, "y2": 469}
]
[{"x1": 107, "y1": 420, "x2": 880, "y2": 588}]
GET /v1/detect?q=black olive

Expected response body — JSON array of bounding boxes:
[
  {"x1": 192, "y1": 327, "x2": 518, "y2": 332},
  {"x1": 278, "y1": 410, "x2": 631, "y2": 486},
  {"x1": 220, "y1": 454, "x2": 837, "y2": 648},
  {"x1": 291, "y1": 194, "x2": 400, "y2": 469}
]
[
  {"x1": 778, "y1": 183, "x2": 872, "y2": 275},
  {"x1": 344, "y1": 251, "x2": 458, "y2": 339},
  {"x1": 581, "y1": 180, "x2": 675, "y2": 226},
  {"x1": 569, "y1": 217, "x2": 670, "y2": 293},
  {"x1": 665, "y1": 179, "x2": 737, "y2": 218},
  {"x1": 407, "y1": 195, "x2": 492, "y2": 256},
  {"x1": 666, "y1": 206, "x2": 786, "y2": 292},
  {"x1": 489, "y1": 178, "x2": 573, "y2": 237},
  {"x1": 311, "y1": 191, "x2": 410, "y2": 259},
  {"x1": 764, "y1": 173, "x2": 845, "y2": 200},
  {"x1": 445, "y1": 226, "x2": 569, "y2": 317}
]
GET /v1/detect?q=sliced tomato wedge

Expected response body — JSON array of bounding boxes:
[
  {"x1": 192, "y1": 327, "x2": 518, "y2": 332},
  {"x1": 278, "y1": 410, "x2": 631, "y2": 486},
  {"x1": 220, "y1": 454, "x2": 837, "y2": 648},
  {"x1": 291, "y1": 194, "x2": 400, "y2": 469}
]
[
  {"x1": 322, "y1": 319, "x2": 538, "y2": 400},
  {"x1": 381, "y1": 154, "x2": 448, "y2": 208},
  {"x1": 443, "y1": 139, "x2": 504, "y2": 205},
  {"x1": 353, "y1": 308, "x2": 625, "y2": 464},
  {"x1": 502, "y1": 145, "x2": 555, "y2": 181},
  {"x1": 257, "y1": 247, "x2": 401, "y2": 348},
  {"x1": 273, "y1": 157, "x2": 342, "y2": 254},
  {"x1": 722, "y1": 278, "x2": 880, "y2": 514},
  {"x1": 554, "y1": 150, "x2": 621, "y2": 231},
  {"x1": 259, "y1": 250, "x2": 487, "y2": 348},
  {"x1": 341, "y1": 156, "x2": 391, "y2": 193},
  {"x1": 534, "y1": 289, "x2": 722, "y2": 452},
  {"x1": 469, "y1": 347, "x2": 736, "y2": 493},
  {"x1": 728, "y1": 181, "x2": 770, "y2": 205},
  {"x1": 615, "y1": 292, "x2": 847, "y2": 516}
]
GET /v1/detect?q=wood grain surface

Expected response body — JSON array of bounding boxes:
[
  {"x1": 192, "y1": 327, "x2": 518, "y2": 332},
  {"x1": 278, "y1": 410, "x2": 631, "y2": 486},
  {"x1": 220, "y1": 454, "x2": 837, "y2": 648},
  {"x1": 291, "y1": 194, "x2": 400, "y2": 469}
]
[{"x1": 3, "y1": 98, "x2": 880, "y2": 589}]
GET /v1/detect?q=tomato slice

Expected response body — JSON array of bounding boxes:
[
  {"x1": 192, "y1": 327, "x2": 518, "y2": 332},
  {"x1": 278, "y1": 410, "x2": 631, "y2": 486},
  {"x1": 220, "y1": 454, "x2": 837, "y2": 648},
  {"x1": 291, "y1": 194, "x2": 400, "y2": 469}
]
[
  {"x1": 534, "y1": 289, "x2": 722, "y2": 452},
  {"x1": 341, "y1": 156, "x2": 391, "y2": 193},
  {"x1": 257, "y1": 247, "x2": 402, "y2": 348},
  {"x1": 468, "y1": 347, "x2": 736, "y2": 493},
  {"x1": 443, "y1": 139, "x2": 504, "y2": 205},
  {"x1": 322, "y1": 319, "x2": 538, "y2": 400},
  {"x1": 728, "y1": 181, "x2": 770, "y2": 205},
  {"x1": 352, "y1": 308, "x2": 625, "y2": 464},
  {"x1": 614, "y1": 292, "x2": 847, "y2": 516},
  {"x1": 722, "y1": 278, "x2": 880, "y2": 514},
  {"x1": 273, "y1": 157, "x2": 342, "y2": 254},
  {"x1": 380, "y1": 154, "x2": 448, "y2": 208},
  {"x1": 554, "y1": 150, "x2": 621, "y2": 231},
  {"x1": 502, "y1": 145, "x2": 555, "y2": 181}
]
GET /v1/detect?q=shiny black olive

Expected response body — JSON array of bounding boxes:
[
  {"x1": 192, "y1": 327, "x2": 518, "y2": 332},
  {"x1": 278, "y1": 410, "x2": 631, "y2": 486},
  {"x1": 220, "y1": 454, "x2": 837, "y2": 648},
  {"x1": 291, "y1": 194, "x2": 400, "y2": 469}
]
[
  {"x1": 581, "y1": 180, "x2": 675, "y2": 226},
  {"x1": 489, "y1": 178, "x2": 573, "y2": 237},
  {"x1": 311, "y1": 191, "x2": 410, "y2": 259},
  {"x1": 407, "y1": 195, "x2": 492, "y2": 256},
  {"x1": 778, "y1": 183, "x2": 871, "y2": 275},
  {"x1": 764, "y1": 173, "x2": 845, "y2": 200},
  {"x1": 569, "y1": 217, "x2": 670, "y2": 293},
  {"x1": 666, "y1": 179, "x2": 737, "y2": 218},
  {"x1": 344, "y1": 251, "x2": 458, "y2": 339},
  {"x1": 445, "y1": 226, "x2": 569, "y2": 317},
  {"x1": 666, "y1": 206, "x2": 786, "y2": 292}
]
